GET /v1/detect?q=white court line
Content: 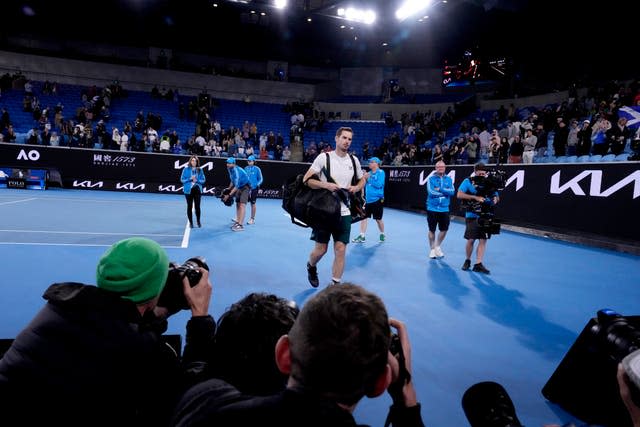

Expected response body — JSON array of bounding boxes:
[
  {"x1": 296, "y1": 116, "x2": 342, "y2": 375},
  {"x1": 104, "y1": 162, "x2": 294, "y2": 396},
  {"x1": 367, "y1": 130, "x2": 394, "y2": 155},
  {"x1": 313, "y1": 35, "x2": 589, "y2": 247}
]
[
  {"x1": 0, "y1": 242, "x2": 183, "y2": 248},
  {"x1": 181, "y1": 222, "x2": 191, "y2": 248},
  {"x1": 0, "y1": 198, "x2": 37, "y2": 206},
  {"x1": 0, "y1": 229, "x2": 182, "y2": 236}
]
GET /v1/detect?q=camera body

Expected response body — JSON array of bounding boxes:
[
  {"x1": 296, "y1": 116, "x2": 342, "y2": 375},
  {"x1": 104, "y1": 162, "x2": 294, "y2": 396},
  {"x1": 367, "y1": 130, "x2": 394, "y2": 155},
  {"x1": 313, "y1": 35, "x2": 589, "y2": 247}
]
[
  {"x1": 157, "y1": 256, "x2": 209, "y2": 313},
  {"x1": 465, "y1": 168, "x2": 506, "y2": 237},
  {"x1": 542, "y1": 309, "x2": 640, "y2": 426},
  {"x1": 220, "y1": 188, "x2": 234, "y2": 206}
]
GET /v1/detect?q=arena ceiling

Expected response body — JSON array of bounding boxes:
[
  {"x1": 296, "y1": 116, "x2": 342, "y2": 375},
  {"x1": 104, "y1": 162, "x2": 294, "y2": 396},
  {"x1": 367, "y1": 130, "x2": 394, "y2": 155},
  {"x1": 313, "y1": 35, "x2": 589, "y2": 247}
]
[{"x1": 1, "y1": 0, "x2": 635, "y2": 83}]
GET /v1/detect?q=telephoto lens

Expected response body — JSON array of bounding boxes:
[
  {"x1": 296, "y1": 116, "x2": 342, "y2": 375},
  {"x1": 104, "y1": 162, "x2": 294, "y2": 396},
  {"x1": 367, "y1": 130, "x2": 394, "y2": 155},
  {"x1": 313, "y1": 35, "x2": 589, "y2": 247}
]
[{"x1": 157, "y1": 257, "x2": 210, "y2": 313}]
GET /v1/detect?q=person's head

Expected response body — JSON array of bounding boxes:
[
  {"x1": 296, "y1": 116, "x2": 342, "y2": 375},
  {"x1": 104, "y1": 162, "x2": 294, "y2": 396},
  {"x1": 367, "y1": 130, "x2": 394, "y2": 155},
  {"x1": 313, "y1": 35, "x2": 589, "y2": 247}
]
[
  {"x1": 435, "y1": 160, "x2": 446, "y2": 175},
  {"x1": 276, "y1": 283, "x2": 391, "y2": 406},
  {"x1": 247, "y1": 154, "x2": 256, "y2": 164},
  {"x1": 213, "y1": 292, "x2": 299, "y2": 395},
  {"x1": 96, "y1": 237, "x2": 169, "y2": 312},
  {"x1": 189, "y1": 155, "x2": 200, "y2": 168},
  {"x1": 368, "y1": 157, "x2": 381, "y2": 171},
  {"x1": 474, "y1": 162, "x2": 487, "y2": 177},
  {"x1": 334, "y1": 127, "x2": 354, "y2": 153},
  {"x1": 226, "y1": 157, "x2": 236, "y2": 168}
]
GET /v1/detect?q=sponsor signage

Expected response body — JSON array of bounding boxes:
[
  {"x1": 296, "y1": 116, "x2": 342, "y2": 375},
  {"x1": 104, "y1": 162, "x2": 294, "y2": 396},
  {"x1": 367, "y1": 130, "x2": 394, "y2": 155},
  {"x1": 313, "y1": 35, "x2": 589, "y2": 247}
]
[
  {"x1": 6, "y1": 178, "x2": 27, "y2": 189},
  {"x1": 1, "y1": 143, "x2": 637, "y2": 240}
]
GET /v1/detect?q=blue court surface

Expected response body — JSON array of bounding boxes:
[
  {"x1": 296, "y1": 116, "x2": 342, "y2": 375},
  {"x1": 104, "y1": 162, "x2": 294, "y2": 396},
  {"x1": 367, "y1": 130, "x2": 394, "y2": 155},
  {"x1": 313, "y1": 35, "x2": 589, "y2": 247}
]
[{"x1": 1, "y1": 187, "x2": 638, "y2": 427}]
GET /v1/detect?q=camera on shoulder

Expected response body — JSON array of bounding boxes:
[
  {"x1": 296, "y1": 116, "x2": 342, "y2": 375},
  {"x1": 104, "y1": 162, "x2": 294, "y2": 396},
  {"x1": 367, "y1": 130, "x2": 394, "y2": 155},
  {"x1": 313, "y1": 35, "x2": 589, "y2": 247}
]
[{"x1": 157, "y1": 256, "x2": 209, "y2": 313}]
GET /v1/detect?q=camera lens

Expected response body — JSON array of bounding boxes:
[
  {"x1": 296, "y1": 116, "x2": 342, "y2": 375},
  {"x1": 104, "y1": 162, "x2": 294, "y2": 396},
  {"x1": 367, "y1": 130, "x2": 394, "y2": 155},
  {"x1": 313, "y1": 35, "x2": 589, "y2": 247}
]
[{"x1": 593, "y1": 309, "x2": 640, "y2": 362}]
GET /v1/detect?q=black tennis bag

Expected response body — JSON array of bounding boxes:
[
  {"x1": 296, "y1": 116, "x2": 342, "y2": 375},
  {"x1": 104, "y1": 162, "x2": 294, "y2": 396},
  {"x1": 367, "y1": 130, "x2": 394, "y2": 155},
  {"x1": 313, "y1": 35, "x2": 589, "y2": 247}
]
[{"x1": 282, "y1": 174, "x2": 341, "y2": 229}]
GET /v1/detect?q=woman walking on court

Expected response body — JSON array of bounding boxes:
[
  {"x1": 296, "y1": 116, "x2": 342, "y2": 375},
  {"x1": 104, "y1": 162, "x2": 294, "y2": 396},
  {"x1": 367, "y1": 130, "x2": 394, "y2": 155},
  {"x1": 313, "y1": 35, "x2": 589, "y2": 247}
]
[{"x1": 181, "y1": 155, "x2": 205, "y2": 227}]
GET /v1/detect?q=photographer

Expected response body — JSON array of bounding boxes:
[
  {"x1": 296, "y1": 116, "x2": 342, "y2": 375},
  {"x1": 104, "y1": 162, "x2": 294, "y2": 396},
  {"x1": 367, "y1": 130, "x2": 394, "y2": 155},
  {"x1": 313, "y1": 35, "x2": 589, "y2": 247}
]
[
  {"x1": 457, "y1": 163, "x2": 500, "y2": 274},
  {"x1": 172, "y1": 284, "x2": 425, "y2": 427},
  {"x1": 0, "y1": 237, "x2": 214, "y2": 426}
]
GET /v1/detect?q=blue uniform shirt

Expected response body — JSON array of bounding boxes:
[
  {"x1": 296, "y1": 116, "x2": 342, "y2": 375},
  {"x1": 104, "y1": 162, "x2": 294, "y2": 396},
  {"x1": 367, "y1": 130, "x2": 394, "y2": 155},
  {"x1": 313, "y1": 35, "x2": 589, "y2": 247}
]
[
  {"x1": 228, "y1": 165, "x2": 250, "y2": 189},
  {"x1": 365, "y1": 169, "x2": 385, "y2": 203},
  {"x1": 426, "y1": 173, "x2": 455, "y2": 212},
  {"x1": 244, "y1": 165, "x2": 264, "y2": 190}
]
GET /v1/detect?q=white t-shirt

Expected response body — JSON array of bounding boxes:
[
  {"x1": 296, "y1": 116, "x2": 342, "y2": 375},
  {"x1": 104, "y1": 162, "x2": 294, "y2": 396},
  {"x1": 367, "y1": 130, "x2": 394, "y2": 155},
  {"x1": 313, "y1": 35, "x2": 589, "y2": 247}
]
[{"x1": 309, "y1": 151, "x2": 363, "y2": 215}]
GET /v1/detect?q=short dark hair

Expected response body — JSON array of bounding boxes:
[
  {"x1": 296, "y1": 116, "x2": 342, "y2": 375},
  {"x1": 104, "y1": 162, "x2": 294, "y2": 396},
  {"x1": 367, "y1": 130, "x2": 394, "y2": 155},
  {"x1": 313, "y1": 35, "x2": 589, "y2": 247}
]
[
  {"x1": 474, "y1": 162, "x2": 487, "y2": 172},
  {"x1": 287, "y1": 283, "x2": 390, "y2": 405},
  {"x1": 335, "y1": 127, "x2": 354, "y2": 138},
  {"x1": 213, "y1": 292, "x2": 299, "y2": 395}
]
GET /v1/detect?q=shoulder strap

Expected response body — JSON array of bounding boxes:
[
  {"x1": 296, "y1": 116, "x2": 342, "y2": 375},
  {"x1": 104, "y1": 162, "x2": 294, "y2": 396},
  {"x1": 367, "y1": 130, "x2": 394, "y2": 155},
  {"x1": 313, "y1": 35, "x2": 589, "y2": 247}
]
[
  {"x1": 322, "y1": 152, "x2": 336, "y2": 184},
  {"x1": 348, "y1": 154, "x2": 358, "y2": 186}
]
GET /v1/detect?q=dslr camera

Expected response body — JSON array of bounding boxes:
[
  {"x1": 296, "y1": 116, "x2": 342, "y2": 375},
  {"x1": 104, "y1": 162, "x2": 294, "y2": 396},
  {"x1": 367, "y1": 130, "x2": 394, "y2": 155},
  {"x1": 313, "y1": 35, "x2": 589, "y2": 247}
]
[
  {"x1": 542, "y1": 309, "x2": 640, "y2": 426},
  {"x1": 157, "y1": 256, "x2": 209, "y2": 313}
]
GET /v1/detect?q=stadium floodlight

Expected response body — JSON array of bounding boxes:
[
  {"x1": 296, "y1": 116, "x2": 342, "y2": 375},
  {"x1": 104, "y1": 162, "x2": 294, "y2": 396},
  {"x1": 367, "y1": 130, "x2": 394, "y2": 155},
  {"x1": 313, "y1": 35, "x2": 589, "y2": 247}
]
[
  {"x1": 274, "y1": 0, "x2": 287, "y2": 9},
  {"x1": 395, "y1": 0, "x2": 432, "y2": 21},
  {"x1": 336, "y1": 7, "x2": 376, "y2": 25}
]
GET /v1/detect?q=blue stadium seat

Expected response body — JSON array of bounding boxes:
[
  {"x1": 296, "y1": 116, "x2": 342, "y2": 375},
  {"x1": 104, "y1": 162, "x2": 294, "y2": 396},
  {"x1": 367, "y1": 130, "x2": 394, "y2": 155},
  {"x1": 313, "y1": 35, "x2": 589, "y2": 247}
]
[
  {"x1": 566, "y1": 155, "x2": 578, "y2": 163},
  {"x1": 601, "y1": 154, "x2": 616, "y2": 162},
  {"x1": 554, "y1": 156, "x2": 568, "y2": 163},
  {"x1": 577, "y1": 155, "x2": 591, "y2": 163},
  {"x1": 589, "y1": 154, "x2": 603, "y2": 162},
  {"x1": 615, "y1": 153, "x2": 630, "y2": 161}
]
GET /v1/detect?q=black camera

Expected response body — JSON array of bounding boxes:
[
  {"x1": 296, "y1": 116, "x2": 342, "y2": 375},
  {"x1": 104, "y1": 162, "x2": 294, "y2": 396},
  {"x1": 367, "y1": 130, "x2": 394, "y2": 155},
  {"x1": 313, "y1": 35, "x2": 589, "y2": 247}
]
[
  {"x1": 157, "y1": 256, "x2": 209, "y2": 313},
  {"x1": 465, "y1": 168, "x2": 506, "y2": 237},
  {"x1": 542, "y1": 309, "x2": 640, "y2": 426}
]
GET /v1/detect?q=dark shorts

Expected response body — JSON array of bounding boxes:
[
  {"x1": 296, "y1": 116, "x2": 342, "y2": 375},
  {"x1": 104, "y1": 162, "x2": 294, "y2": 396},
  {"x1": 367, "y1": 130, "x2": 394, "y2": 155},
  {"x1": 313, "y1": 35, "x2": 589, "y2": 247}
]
[
  {"x1": 249, "y1": 188, "x2": 259, "y2": 204},
  {"x1": 427, "y1": 210, "x2": 450, "y2": 232},
  {"x1": 310, "y1": 215, "x2": 352, "y2": 245},
  {"x1": 234, "y1": 185, "x2": 250, "y2": 204},
  {"x1": 365, "y1": 199, "x2": 384, "y2": 220},
  {"x1": 464, "y1": 217, "x2": 488, "y2": 240}
]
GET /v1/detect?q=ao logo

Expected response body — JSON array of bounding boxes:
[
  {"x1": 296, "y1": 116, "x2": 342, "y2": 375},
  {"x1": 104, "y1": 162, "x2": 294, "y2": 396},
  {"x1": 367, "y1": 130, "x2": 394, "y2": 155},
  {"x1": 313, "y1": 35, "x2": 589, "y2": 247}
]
[{"x1": 16, "y1": 149, "x2": 40, "y2": 161}]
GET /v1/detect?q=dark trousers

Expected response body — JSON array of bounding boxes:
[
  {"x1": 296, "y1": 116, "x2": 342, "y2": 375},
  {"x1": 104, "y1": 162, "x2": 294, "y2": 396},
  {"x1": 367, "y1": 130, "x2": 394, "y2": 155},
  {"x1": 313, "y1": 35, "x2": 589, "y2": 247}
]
[{"x1": 185, "y1": 186, "x2": 202, "y2": 225}]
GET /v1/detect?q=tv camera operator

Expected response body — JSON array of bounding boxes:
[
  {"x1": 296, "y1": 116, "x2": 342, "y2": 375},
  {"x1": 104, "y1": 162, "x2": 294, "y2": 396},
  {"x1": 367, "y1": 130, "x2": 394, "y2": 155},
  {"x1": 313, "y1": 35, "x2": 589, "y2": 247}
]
[{"x1": 456, "y1": 162, "x2": 505, "y2": 274}]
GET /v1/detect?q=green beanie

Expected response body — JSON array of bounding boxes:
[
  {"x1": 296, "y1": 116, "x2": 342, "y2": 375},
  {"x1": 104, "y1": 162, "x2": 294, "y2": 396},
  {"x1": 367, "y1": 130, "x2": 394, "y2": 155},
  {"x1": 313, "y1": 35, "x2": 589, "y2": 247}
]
[{"x1": 96, "y1": 237, "x2": 169, "y2": 304}]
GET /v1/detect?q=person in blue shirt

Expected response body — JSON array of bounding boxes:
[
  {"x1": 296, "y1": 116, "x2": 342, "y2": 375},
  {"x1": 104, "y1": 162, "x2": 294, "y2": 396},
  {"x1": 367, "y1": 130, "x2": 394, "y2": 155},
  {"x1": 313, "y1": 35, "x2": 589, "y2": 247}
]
[
  {"x1": 425, "y1": 161, "x2": 455, "y2": 259},
  {"x1": 243, "y1": 155, "x2": 264, "y2": 225},
  {"x1": 223, "y1": 157, "x2": 251, "y2": 232},
  {"x1": 180, "y1": 155, "x2": 206, "y2": 228},
  {"x1": 456, "y1": 162, "x2": 499, "y2": 274},
  {"x1": 352, "y1": 157, "x2": 386, "y2": 243}
]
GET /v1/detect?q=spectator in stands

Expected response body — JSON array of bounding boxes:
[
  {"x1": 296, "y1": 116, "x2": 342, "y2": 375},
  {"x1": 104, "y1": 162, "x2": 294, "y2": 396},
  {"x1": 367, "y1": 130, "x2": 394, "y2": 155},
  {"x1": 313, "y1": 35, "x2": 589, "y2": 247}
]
[
  {"x1": 223, "y1": 157, "x2": 251, "y2": 232},
  {"x1": 244, "y1": 155, "x2": 263, "y2": 225},
  {"x1": 282, "y1": 145, "x2": 291, "y2": 161},
  {"x1": 0, "y1": 237, "x2": 214, "y2": 426},
  {"x1": 576, "y1": 120, "x2": 592, "y2": 156},
  {"x1": 552, "y1": 118, "x2": 569, "y2": 156},
  {"x1": 606, "y1": 116, "x2": 632, "y2": 155},
  {"x1": 522, "y1": 128, "x2": 537, "y2": 163},
  {"x1": 567, "y1": 120, "x2": 579, "y2": 156},
  {"x1": 591, "y1": 118, "x2": 611, "y2": 155},
  {"x1": 181, "y1": 155, "x2": 206, "y2": 228},
  {"x1": 508, "y1": 135, "x2": 524, "y2": 163},
  {"x1": 534, "y1": 123, "x2": 548, "y2": 158},
  {"x1": 208, "y1": 292, "x2": 299, "y2": 395},
  {"x1": 303, "y1": 127, "x2": 366, "y2": 287},
  {"x1": 171, "y1": 283, "x2": 425, "y2": 427}
]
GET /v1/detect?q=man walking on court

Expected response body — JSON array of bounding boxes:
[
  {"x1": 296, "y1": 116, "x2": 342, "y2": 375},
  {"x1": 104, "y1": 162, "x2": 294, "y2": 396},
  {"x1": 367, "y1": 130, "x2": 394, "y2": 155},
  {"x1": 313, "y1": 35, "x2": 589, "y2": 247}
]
[
  {"x1": 244, "y1": 154, "x2": 263, "y2": 225},
  {"x1": 223, "y1": 157, "x2": 251, "y2": 232},
  {"x1": 426, "y1": 160, "x2": 455, "y2": 259},
  {"x1": 352, "y1": 156, "x2": 386, "y2": 243},
  {"x1": 302, "y1": 127, "x2": 366, "y2": 287}
]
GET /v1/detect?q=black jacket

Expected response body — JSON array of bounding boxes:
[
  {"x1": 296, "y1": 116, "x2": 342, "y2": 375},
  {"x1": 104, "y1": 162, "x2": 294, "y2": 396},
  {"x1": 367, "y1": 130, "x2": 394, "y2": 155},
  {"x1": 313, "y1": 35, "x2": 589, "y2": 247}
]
[
  {"x1": 172, "y1": 378, "x2": 425, "y2": 427},
  {"x1": 0, "y1": 282, "x2": 214, "y2": 427}
]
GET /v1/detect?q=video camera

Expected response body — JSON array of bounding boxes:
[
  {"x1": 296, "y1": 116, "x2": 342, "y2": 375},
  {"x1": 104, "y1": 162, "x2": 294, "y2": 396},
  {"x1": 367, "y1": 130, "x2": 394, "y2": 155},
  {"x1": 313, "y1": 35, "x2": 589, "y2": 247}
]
[
  {"x1": 157, "y1": 256, "x2": 209, "y2": 313},
  {"x1": 465, "y1": 167, "x2": 506, "y2": 237}
]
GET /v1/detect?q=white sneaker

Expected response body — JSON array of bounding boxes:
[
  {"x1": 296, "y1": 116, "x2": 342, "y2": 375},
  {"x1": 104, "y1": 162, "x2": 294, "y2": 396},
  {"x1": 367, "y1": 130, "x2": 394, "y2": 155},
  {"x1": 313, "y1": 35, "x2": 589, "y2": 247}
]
[
  {"x1": 429, "y1": 249, "x2": 437, "y2": 259},
  {"x1": 247, "y1": 218, "x2": 255, "y2": 225},
  {"x1": 435, "y1": 246, "x2": 444, "y2": 258}
]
